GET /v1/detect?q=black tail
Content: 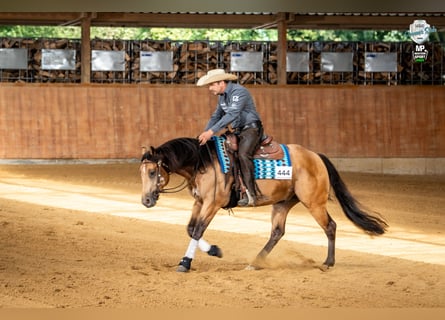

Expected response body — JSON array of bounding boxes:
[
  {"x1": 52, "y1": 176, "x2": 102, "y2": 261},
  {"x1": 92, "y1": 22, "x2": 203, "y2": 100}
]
[{"x1": 318, "y1": 153, "x2": 388, "y2": 236}]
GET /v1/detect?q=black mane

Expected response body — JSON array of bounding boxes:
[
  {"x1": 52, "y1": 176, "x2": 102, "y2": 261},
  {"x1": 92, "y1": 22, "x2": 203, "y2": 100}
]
[{"x1": 141, "y1": 137, "x2": 216, "y2": 173}]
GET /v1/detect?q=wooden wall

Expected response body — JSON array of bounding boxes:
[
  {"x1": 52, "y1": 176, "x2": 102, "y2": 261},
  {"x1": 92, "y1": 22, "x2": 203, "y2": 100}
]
[{"x1": 0, "y1": 83, "x2": 444, "y2": 160}]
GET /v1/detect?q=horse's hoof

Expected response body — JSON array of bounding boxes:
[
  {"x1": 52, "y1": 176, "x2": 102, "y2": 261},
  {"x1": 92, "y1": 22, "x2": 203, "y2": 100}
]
[
  {"x1": 207, "y1": 245, "x2": 223, "y2": 258},
  {"x1": 244, "y1": 264, "x2": 262, "y2": 271},
  {"x1": 318, "y1": 264, "x2": 331, "y2": 272},
  {"x1": 177, "y1": 257, "x2": 192, "y2": 272},
  {"x1": 177, "y1": 265, "x2": 190, "y2": 273}
]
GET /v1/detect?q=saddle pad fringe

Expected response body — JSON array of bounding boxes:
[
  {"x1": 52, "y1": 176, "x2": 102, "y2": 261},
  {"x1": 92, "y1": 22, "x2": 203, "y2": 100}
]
[{"x1": 212, "y1": 136, "x2": 231, "y2": 174}]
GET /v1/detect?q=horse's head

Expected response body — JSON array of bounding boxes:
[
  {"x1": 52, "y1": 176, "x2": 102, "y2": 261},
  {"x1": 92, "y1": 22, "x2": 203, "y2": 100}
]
[
  {"x1": 139, "y1": 138, "x2": 206, "y2": 208},
  {"x1": 140, "y1": 149, "x2": 170, "y2": 208}
]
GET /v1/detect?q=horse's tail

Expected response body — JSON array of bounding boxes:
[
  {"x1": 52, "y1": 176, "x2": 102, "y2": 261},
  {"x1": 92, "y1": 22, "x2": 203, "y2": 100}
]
[{"x1": 318, "y1": 153, "x2": 388, "y2": 236}]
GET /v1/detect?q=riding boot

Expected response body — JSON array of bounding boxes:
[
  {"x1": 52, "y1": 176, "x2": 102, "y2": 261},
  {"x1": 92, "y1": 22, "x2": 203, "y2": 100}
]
[
  {"x1": 237, "y1": 127, "x2": 262, "y2": 207},
  {"x1": 237, "y1": 167, "x2": 258, "y2": 207}
]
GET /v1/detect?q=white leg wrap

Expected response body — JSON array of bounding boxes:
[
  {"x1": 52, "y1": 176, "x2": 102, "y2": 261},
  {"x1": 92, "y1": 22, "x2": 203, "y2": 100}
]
[
  {"x1": 198, "y1": 238, "x2": 211, "y2": 252},
  {"x1": 185, "y1": 239, "x2": 199, "y2": 259}
]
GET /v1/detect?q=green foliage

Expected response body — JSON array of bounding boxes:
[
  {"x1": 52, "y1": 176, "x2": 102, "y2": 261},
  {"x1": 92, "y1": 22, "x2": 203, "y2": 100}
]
[
  {"x1": 93, "y1": 27, "x2": 278, "y2": 41},
  {"x1": 287, "y1": 29, "x2": 410, "y2": 41},
  {"x1": 0, "y1": 25, "x2": 412, "y2": 42},
  {"x1": 91, "y1": 27, "x2": 141, "y2": 40},
  {"x1": 0, "y1": 25, "x2": 80, "y2": 38}
]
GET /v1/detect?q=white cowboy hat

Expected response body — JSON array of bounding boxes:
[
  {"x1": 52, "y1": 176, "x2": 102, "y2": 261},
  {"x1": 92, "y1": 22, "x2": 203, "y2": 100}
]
[{"x1": 196, "y1": 69, "x2": 237, "y2": 86}]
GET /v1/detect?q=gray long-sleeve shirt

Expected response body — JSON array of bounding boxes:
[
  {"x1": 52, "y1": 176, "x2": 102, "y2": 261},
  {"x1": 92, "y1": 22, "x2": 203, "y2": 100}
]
[{"x1": 204, "y1": 82, "x2": 261, "y2": 134}]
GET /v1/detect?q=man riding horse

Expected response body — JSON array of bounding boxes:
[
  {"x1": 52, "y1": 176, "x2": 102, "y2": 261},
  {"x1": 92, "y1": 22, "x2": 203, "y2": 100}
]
[{"x1": 197, "y1": 69, "x2": 264, "y2": 207}]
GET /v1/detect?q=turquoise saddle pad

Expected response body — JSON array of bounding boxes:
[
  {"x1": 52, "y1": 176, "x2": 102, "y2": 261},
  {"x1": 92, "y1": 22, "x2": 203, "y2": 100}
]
[{"x1": 211, "y1": 136, "x2": 292, "y2": 180}]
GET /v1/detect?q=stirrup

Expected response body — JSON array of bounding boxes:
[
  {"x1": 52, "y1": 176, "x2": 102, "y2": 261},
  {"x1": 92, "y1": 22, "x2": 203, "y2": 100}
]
[
  {"x1": 238, "y1": 189, "x2": 255, "y2": 207},
  {"x1": 238, "y1": 197, "x2": 249, "y2": 207}
]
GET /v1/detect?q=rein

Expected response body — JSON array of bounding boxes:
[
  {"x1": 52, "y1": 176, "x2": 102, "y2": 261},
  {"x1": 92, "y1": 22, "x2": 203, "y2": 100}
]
[
  {"x1": 161, "y1": 177, "x2": 189, "y2": 194},
  {"x1": 203, "y1": 142, "x2": 218, "y2": 203}
]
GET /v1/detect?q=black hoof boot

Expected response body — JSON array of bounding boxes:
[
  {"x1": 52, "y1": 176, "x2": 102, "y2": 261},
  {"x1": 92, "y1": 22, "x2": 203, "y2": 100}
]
[
  {"x1": 177, "y1": 257, "x2": 192, "y2": 272},
  {"x1": 207, "y1": 245, "x2": 223, "y2": 258}
]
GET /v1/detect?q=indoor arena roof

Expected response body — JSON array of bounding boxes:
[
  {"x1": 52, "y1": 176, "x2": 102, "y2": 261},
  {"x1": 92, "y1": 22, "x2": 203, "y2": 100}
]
[{"x1": 0, "y1": 12, "x2": 444, "y2": 31}]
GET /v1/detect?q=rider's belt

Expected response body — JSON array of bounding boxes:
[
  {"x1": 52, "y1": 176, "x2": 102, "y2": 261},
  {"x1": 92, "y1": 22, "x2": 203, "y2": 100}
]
[{"x1": 240, "y1": 121, "x2": 262, "y2": 131}]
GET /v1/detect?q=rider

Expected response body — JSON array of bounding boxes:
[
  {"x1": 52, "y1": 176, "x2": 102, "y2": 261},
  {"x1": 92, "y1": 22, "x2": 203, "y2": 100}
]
[{"x1": 197, "y1": 69, "x2": 264, "y2": 206}]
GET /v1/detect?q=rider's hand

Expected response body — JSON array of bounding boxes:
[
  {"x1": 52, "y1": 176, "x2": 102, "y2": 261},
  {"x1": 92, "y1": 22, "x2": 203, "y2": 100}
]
[{"x1": 198, "y1": 130, "x2": 214, "y2": 145}]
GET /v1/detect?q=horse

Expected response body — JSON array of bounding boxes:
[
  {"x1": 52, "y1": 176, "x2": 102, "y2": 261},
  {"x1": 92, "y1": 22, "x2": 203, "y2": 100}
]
[{"x1": 140, "y1": 136, "x2": 388, "y2": 272}]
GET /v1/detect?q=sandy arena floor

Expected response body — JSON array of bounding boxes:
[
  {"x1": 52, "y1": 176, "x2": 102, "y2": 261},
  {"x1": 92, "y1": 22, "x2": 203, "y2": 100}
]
[{"x1": 0, "y1": 163, "x2": 444, "y2": 309}]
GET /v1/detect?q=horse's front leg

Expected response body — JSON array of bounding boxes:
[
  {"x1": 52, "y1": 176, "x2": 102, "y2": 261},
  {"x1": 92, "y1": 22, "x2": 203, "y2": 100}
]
[
  {"x1": 186, "y1": 199, "x2": 202, "y2": 237},
  {"x1": 177, "y1": 238, "x2": 223, "y2": 272},
  {"x1": 178, "y1": 201, "x2": 222, "y2": 272}
]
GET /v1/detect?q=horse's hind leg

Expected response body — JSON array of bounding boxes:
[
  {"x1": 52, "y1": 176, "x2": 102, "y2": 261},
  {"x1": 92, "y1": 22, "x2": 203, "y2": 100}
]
[
  {"x1": 309, "y1": 205, "x2": 337, "y2": 270},
  {"x1": 248, "y1": 199, "x2": 298, "y2": 270}
]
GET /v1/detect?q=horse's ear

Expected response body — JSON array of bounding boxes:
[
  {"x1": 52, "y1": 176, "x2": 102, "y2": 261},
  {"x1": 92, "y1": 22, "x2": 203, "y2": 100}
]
[
  {"x1": 150, "y1": 146, "x2": 157, "y2": 155},
  {"x1": 141, "y1": 146, "x2": 147, "y2": 155}
]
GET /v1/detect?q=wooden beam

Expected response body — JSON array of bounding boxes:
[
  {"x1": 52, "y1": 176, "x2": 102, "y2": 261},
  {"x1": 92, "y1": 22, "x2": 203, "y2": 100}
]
[
  {"x1": 0, "y1": 12, "x2": 443, "y2": 30},
  {"x1": 93, "y1": 12, "x2": 277, "y2": 29},
  {"x1": 276, "y1": 13, "x2": 287, "y2": 85},
  {"x1": 287, "y1": 14, "x2": 445, "y2": 30},
  {"x1": 0, "y1": 12, "x2": 82, "y2": 26},
  {"x1": 81, "y1": 14, "x2": 91, "y2": 84}
]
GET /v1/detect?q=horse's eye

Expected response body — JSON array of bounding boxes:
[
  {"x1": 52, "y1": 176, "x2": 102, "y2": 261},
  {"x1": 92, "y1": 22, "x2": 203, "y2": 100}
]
[{"x1": 149, "y1": 169, "x2": 157, "y2": 178}]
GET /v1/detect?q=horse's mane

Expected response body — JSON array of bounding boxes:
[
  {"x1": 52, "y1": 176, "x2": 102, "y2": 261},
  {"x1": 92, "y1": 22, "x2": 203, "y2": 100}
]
[{"x1": 141, "y1": 137, "x2": 216, "y2": 173}]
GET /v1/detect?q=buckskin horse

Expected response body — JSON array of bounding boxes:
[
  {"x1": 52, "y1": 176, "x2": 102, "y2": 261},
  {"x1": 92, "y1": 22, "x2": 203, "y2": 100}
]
[{"x1": 140, "y1": 136, "x2": 387, "y2": 272}]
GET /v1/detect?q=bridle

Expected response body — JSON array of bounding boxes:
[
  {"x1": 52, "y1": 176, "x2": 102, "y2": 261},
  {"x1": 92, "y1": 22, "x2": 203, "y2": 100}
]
[{"x1": 140, "y1": 159, "x2": 188, "y2": 194}]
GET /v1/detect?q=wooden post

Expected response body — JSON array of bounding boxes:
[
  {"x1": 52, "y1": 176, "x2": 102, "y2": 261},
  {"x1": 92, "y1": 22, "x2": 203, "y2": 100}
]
[
  {"x1": 81, "y1": 13, "x2": 91, "y2": 84},
  {"x1": 276, "y1": 12, "x2": 287, "y2": 85}
]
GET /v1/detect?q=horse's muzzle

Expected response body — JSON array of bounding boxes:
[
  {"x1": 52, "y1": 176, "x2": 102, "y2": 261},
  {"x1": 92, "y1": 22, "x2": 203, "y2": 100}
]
[{"x1": 141, "y1": 192, "x2": 159, "y2": 208}]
